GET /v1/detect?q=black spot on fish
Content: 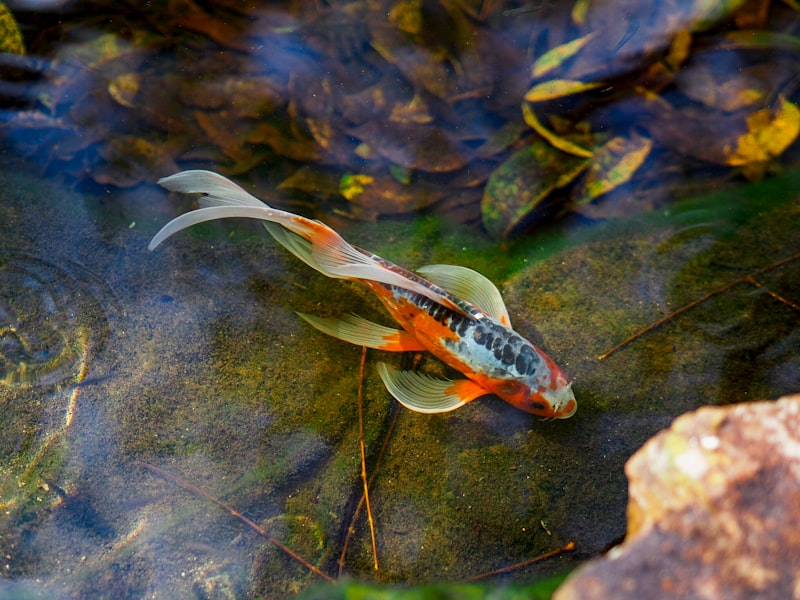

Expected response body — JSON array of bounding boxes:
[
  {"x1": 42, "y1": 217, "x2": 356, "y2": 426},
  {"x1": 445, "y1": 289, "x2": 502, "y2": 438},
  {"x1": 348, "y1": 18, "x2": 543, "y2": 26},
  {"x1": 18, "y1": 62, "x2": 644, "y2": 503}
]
[
  {"x1": 456, "y1": 318, "x2": 469, "y2": 337},
  {"x1": 502, "y1": 343, "x2": 516, "y2": 365},
  {"x1": 484, "y1": 332, "x2": 495, "y2": 350},
  {"x1": 515, "y1": 345, "x2": 540, "y2": 375}
]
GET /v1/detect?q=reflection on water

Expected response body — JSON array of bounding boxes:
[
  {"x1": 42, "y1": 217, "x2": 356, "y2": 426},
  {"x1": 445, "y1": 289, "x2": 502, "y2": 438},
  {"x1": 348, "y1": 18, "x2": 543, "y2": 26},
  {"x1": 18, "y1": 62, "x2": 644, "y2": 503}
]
[{"x1": 0, "y1": 1, "x2": 798, "y2": 598}]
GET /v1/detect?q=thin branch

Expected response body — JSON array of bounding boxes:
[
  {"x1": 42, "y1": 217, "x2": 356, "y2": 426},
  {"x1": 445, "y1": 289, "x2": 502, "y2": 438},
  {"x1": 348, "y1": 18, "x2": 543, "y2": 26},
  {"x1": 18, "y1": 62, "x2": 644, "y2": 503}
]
[
  {"x1": 339, "y1": 402, "x2": 401, "y2": 576},
  {"x1": 357, "y1": 345, "x2": 379, "y2": 571},
  {"x1": 135, "y1": 460, "x2": 334, "y2": 583},
  {"x1": 744, "y1": 275, "x2": 800, "y2": 312},
  {"x1": 599, "y1": 251, "x2": 800, "y2": 360},
  {"x1": 465, "y1": 541, "x2": 576, "y2": 581}
]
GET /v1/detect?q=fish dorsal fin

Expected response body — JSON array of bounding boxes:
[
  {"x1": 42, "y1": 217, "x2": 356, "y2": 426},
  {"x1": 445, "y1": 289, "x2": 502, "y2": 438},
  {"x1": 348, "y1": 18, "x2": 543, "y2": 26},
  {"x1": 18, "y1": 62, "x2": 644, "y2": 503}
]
[
  {"x1": 296, "y1": 312, "x2": 425, "y2": 352},
  {"x1": 416, "y1": 264, "x2": 511, "y2": 326},
  {"x1": 376, "y1": 363, "x2": 488, "y2": 413}
]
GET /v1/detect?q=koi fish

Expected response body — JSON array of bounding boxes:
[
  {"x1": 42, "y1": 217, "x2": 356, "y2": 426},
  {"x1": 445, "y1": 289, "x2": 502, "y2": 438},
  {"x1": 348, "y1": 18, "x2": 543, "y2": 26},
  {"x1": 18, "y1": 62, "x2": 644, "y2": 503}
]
[{"x1": 148, "y1": 171, "x2": 576, "y2": 419}]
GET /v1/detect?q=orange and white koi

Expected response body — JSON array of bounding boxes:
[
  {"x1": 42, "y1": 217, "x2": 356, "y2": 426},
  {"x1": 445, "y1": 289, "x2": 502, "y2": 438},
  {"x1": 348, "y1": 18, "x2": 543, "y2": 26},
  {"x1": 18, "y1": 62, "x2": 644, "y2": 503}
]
[{"x1": 149, "y1": 171, "x2": 577, "y2": 419}]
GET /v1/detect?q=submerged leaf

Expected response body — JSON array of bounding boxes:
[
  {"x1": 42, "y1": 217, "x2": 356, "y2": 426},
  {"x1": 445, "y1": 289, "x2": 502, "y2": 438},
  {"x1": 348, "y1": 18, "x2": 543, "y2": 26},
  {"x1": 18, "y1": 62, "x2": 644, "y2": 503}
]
[
  {"x1": 343, "y1": 174, "x2": 444, "y2": 220},
  {"x1": 481, "y1": 142, "x2": 589, "y2": 238},
  {"x1": 278, "y1": 166, "x2": 342, "y2": 197},
  {"x1": 339, "y1": 173, "x2": 375, "y2": 201},
  {"x1": 522, "y1": 103, "x2": 594, "y2": 158},
  {"x1": 0, "y1": 2, "x2": 25, "y2": 54},
  {"x1": 726, "y1": 97, "x2": 800, "y2": 166},
  {"x1": 532, "y1": 32, "x2": 598, "y2": 79},
  {"x1": 347, "y1": 121, "x2": 471, "y2": 172},
  {"x1": 94, "y1": 136, "x2": 178, "y2": 187},
  {"x1": 524, "y1": 79, "x2": 604, "y2": 103},
  {"x1": 108, "y1": 73, "x2": 140, "y2": 109},
  {"x1": 574, "y1": 132, "x2": 653, "y2": 205}
]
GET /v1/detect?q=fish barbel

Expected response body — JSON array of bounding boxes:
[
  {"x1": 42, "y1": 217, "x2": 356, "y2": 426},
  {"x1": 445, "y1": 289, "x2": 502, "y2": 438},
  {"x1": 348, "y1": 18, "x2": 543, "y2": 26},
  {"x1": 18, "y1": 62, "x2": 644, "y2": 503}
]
[{"x1": 149, "y1": 170, "x2": 576, "y2": 419}]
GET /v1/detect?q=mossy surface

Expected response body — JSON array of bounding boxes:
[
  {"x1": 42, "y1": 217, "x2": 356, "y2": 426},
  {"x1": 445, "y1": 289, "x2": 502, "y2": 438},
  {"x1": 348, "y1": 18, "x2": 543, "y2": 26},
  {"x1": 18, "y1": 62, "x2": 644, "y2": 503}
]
[{"x1": 0, "y1": 166, "x2": 798, "y2": 597}]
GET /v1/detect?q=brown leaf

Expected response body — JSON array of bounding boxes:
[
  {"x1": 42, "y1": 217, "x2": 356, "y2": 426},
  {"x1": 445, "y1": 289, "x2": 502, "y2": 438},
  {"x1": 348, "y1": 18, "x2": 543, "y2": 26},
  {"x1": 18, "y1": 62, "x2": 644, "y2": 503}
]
[
  {"x1": 94, "y1": 136, "x2": 178, "y2": 187},
  {"x1": 347, "y1": 121, "x2": 471, "y2": 173}
]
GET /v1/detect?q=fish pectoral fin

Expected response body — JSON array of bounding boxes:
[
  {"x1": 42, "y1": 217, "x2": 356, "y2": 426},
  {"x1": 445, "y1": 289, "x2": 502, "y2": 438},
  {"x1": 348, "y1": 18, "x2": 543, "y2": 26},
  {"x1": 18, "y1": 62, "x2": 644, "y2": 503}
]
[
  {"x1": 416, "y1": 264, "x2": 511, "y2": 326},
  {"x1": 297, "y1": 312, "x2": 426, "y2": 352},
  {"x1": 376, "y1": 363, "x2": 488, "y2": 413}
]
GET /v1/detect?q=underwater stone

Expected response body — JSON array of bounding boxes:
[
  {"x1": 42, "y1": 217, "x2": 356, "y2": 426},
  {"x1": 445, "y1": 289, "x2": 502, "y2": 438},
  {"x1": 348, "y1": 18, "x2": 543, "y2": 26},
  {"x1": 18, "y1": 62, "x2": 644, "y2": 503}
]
[{"x1": 554, "y1": 394, "x2": 800, "y2": 600}]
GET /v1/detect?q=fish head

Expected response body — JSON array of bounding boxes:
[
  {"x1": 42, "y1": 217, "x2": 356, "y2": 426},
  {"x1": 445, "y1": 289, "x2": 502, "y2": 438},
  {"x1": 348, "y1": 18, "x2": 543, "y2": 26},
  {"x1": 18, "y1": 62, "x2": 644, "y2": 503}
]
[
  {"x1": 487, "y1": 359, "x2": 577, "y2": 418},
  {"x1": 537, "y1": 380, "x2": 577, "y2": 419},
  {"x1": 487, "y1": 375, "x2": 576, "y2": 418}
]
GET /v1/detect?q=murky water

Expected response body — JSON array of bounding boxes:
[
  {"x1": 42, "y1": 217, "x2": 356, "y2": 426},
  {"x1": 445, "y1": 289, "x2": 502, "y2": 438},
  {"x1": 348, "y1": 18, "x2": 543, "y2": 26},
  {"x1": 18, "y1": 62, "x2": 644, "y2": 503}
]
[{"x1": 0, "y1": 2, "x2": 799, "y2": 598}]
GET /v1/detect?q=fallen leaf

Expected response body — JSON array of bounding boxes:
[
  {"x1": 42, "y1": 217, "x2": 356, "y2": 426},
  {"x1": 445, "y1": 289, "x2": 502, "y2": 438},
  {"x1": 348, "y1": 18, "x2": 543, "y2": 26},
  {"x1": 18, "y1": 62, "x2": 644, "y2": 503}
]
[
  {"x1": 531, "y1": 32, "x2": 598, "y2": 79},
  {"x1": 726, "y1": 97, "x2": 800, "y2": 166},
  {"x1": 481, "y1": 141, "x2": 589, "y2": 238},
  {"x1": 524, "y1": 79, "x2": 604, "y2": 103},
  {"x1": 339, "y1": 173, "x2": 375, "y2": 201},
  {"x1": 0, "y1": 2, "x2": 25, "y2": 54},
  {"x1": 347, "y1": 121, "x2": 471, "y2": 173},
  {"x1": 108, "y1": 73, "x2": 140, "y2": 109},
  {"x1": 574, "y1": 132, "x2": 653, "y2": 204},
  {"x1": 522, "y1": 103, "x2": 594, "y2": 158}
]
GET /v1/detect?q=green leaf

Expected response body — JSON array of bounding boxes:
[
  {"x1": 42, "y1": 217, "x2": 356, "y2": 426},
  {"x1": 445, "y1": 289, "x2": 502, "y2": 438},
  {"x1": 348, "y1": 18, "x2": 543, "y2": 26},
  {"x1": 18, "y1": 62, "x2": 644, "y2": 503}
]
[
  {"x1": 574, "y1": 132, "x2": 653, "y2": 204},
  {"x1": 481, "y1": 142, "x2": 589, "y2": 238}
]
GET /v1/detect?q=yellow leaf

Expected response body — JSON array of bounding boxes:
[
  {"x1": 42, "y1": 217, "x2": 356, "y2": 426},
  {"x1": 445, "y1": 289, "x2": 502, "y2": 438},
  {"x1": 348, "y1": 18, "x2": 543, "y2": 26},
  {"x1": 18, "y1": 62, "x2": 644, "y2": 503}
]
[
  {"x1": 390, "y1": 0, "x2": 422, "y2": 35},
  {"x1": 522, "y1": 103, "x2": 594, "y2": 158},
  {"x1": 571, "y1": 0, "x2": 590, "y2": 25},
  {"x1": 531, "y1": 32, "x2": 598, "y2": 79},
  {"x1": 524, "y1": 79, "x2": 604, "y2": 102},
  {"x1": 726, "y1": 97, "x2": 800, "y2": 166},
  {"x1": 339, "y1": 173, "x2": 375, "y2": 201},
  {"x1": 108, "y1": 73, "x2": 141, "y2": 109},
  {"x1": 0, "y1": 2, "x2": 24, "y2": 55},
  {"x1": 575, "y1": 133, "x2": 653, "y2": 204},
  {"x1": 664, "y1": 30, "x2": 692, "y2": 73}
]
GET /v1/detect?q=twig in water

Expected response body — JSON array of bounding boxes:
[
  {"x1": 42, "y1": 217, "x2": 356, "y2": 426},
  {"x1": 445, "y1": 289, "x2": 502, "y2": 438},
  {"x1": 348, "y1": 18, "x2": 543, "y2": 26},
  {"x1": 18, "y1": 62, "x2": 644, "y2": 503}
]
[
  {"x1": 135, "y1": 460, "x2": 334, "y2": 583},
  {"x1": 339, "y1": 401, "x2": 400, "y2": 576},
  {"x1": 465, "y1": 541, "x2": 576, "y2": 581},
  {"x1": 598, "y1": 251, "x2": 800, "y2": 360},
  {"x1": 357, "y1": 345, "x2": 379, "y2": 571}
]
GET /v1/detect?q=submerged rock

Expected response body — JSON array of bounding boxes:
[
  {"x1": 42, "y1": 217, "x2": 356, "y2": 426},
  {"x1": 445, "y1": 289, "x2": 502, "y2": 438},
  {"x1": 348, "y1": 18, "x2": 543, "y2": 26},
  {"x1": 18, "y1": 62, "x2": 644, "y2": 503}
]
[{"x1": 555, "y1": 394, "x2": 800, "y2": 600}]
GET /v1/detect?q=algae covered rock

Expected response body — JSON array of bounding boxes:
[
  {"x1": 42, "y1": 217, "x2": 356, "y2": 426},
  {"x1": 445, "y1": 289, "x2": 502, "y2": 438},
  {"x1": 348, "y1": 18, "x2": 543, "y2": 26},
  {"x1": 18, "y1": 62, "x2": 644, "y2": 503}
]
[{"x1": 555, "y1": 394, "x2": 800, "y2": 600}]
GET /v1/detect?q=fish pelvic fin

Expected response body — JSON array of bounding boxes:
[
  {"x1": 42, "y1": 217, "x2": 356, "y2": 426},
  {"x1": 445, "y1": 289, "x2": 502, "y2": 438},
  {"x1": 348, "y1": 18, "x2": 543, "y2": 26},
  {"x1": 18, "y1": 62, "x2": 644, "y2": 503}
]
[
  {"x1": 297, "y1": 312, "x2": 426, "y2": 351},
  {"x1": 376, "y1": 363, "x2": 488, "y2": 413},
  {"x1": 150, "y1": 171, "x2": 468, "y2": 312}
]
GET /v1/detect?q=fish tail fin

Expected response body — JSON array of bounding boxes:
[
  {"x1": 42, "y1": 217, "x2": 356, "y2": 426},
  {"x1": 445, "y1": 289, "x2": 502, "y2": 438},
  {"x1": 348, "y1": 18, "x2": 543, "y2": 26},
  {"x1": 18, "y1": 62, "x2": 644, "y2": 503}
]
[
  {"x1": 149, "y1": 171, "x2": 428, "y2": 291},
  {"x1": 152, "y1": 171, "x2": 349, "y2": 275}
]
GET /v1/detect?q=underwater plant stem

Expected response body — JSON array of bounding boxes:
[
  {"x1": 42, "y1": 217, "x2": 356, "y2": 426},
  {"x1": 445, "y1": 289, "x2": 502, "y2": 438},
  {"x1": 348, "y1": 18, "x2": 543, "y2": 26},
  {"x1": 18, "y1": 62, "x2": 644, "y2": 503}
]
[
  {"x1": 465, "y1": 541, "x2": 576, "y2": 581},
  {"x1": 135, "y1": 460, "x2": 334, "y2": 583},
  {"x1": 598, "y1": 250, "x2": 800, "y2": 360},
  {"x1": 357, "y1": 345, "x2": 380, "y2": 571}
]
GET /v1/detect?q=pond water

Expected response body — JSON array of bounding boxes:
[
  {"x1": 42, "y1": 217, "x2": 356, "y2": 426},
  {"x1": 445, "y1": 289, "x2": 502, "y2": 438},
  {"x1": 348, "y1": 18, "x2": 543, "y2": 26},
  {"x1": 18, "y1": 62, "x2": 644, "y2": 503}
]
[{"x1": 0, "y1": 2, "x2": 799, "y2": 598}]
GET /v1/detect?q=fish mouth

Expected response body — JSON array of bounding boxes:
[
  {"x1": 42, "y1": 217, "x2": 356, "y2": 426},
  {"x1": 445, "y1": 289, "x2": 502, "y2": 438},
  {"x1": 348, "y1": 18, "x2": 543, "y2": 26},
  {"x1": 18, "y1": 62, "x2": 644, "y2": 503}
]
[{"x1": 542, "y1": 384, "x2": 577, "y2": 419}]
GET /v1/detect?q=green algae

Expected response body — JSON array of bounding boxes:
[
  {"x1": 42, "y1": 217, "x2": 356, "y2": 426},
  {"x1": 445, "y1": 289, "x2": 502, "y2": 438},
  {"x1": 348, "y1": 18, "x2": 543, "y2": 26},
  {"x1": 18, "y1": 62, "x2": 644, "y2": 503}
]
[{"x1": 1, "y1": 165, "x2": 798, "y2": 597}]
